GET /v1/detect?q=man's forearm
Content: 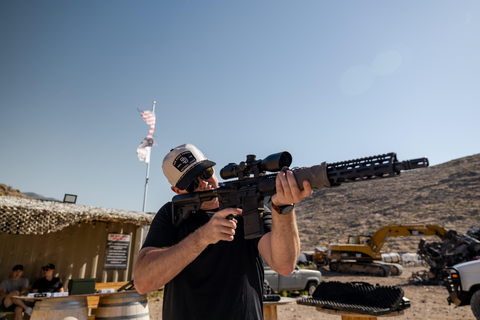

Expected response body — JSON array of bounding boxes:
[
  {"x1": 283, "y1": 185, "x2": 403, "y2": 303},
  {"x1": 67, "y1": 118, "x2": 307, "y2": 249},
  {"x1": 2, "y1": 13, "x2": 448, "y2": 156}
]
[
  {"x1": 259, "y1": 209, "x2": 300, "y2": 276},
  {"x1": 134, "y1": 228, "x2": 209, "y2": 294},
  {"x1": 272, "y1": 209, "x2": 300, "y2": 273}
]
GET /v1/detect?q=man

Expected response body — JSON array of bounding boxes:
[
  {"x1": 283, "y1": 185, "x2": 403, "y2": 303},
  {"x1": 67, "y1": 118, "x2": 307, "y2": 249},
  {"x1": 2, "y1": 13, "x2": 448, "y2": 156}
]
[
  {"x1": 0, "y1": 265, "x2": 33, "y2": 319},
  {"x1": 31, "y1": 264, "x2": 64, "y2": 293},
  {"x1": 134, "y1": 143, "x2": 313, "y2": 319}
]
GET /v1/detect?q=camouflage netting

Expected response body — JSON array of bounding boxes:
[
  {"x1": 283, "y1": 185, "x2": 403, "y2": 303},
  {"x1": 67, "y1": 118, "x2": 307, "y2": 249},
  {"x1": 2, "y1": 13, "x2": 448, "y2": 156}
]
[{"x1": 0, "y1": 196, "x2": 154, "y2": 235}]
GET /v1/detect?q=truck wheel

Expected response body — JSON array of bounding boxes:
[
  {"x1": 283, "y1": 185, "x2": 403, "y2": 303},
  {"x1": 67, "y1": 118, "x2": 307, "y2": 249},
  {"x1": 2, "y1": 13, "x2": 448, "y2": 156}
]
[
  {"x1": 305, "y1": 281, "x2": 317, "y2": 296},
  {"x1": 471, "y1": 290, "x2": 480, "y2": 320}
]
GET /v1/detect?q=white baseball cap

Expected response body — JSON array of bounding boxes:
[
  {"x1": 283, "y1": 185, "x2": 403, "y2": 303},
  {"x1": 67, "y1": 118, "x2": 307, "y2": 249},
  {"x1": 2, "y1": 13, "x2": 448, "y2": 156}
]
[{"x1": 162, "y1": 143, "x2": 216, "y2": 190}]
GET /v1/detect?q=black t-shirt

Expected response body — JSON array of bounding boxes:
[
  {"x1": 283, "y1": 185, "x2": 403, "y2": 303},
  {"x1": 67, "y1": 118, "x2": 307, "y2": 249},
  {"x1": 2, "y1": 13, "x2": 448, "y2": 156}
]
[
  {"x1": 142, "y1": 202, "x2": 272, "y2": 320},
  {"x1": 32, "y1": 277, "x2": 63, "y2": 293}
]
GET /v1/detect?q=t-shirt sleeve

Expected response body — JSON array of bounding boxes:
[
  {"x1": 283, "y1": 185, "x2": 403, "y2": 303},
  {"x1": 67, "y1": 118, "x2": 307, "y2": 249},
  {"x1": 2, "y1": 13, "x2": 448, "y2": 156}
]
[{"x1": 142, "y1": 202, "x2": 176, "y2": 249}]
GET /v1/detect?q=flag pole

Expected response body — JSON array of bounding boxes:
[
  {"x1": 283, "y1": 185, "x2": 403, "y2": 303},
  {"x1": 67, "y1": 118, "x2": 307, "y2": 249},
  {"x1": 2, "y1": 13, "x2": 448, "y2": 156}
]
[{"x1": 142, "y1": 101, "x2": 156, "y2": 213}]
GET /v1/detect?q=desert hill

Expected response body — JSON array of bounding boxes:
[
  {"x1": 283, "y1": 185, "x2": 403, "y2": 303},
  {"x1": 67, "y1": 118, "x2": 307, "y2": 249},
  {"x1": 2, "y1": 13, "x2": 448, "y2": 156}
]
[
  {"x1": 0, "y1": 184, "x2": 32, "y2": 199},
  {"x1": 295, "y1": 153, "x2": 480, "y2": 253}
]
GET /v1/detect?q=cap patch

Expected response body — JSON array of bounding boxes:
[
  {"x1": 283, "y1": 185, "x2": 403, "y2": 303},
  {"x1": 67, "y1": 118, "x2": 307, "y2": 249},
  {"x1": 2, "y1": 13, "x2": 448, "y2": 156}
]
[{"x1": 173, "y1": 151, "x2": 197, "y2": 172}]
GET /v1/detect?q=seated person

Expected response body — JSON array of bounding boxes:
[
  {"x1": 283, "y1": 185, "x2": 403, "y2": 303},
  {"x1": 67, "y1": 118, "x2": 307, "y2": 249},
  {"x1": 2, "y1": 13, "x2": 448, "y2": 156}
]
[
  {"x1": 31, "y1": 263, "x2": 64, "y2": 293},
  {"x1": 0, "y1": 264, "x2": 33, "y2": 318}
]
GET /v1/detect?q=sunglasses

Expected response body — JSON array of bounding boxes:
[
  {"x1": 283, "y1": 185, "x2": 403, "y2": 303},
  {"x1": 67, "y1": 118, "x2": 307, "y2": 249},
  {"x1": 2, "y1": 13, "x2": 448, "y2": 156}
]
[
  {"x1": 42, "y1": 268, "x2": 51, "y2": 271},
  {"x1": 185, "y1": 167, "x2": 214, "y2": 192}
]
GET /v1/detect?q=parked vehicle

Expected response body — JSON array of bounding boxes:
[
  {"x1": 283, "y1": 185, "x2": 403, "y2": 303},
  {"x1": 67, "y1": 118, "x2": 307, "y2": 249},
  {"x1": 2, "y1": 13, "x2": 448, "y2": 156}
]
[
  {"x1": 263, "y1": 260, "x2": 322, "y2": 295},
  {"x1": 444, "y1": 259, "x2": 480, "y2": 319}
]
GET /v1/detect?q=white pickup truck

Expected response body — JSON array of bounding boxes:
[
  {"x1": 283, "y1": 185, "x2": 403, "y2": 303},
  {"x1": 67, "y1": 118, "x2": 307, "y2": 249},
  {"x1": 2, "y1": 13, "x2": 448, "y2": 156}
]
[
  {"x1": 264, "y1": 262, "x2": 322, "y2": 295},
  {"x1": 444, "y1": 259, "x2": 480, "y2": 319}
]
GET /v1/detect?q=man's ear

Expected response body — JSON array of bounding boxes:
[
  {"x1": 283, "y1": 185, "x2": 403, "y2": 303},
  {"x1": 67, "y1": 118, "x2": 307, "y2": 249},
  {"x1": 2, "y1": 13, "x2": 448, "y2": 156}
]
[{"x1": 171, "y1": 186, "x2": 181, "y2": 195}]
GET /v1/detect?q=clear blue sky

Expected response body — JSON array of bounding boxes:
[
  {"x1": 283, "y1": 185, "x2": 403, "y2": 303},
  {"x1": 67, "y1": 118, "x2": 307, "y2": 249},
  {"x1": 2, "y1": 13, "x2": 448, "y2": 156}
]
[{"x1": 1, "y1": 1, "x2": 479, "y2": 213}]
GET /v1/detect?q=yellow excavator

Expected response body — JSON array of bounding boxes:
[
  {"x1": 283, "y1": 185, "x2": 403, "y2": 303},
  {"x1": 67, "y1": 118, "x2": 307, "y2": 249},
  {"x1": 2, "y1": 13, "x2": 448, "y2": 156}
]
[{"x1": 316, "y1": 224, "x2": 448, "y2": 277}]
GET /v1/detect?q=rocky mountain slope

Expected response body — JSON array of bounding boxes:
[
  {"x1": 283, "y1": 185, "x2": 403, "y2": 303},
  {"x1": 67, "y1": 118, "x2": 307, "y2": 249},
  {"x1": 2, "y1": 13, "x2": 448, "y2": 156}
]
[
  {"x1": 295, "y1": 153, "x2": 480, "y2": 253},
  {"x1": 0, "y1": 184, "x2": 32, "y2": 199}
]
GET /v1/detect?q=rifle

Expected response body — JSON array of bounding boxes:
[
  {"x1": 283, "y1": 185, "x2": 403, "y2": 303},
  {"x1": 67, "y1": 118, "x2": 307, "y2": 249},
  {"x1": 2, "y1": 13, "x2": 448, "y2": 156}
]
[{"x1": 171, "y1": 152, "x2": 429, "y2": 239}]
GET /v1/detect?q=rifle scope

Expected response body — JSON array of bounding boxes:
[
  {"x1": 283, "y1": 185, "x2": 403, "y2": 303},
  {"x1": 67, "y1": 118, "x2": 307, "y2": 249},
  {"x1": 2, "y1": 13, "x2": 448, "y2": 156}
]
[{"x1": 220, "y1": 152, "x2": 292, "y2": 180}]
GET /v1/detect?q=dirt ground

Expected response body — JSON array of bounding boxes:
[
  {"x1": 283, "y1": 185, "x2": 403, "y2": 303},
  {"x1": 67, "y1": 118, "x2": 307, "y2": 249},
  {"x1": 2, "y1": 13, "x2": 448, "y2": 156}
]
[{"x1": 147, "y1": 265, "x2": 477, "y2": 320}]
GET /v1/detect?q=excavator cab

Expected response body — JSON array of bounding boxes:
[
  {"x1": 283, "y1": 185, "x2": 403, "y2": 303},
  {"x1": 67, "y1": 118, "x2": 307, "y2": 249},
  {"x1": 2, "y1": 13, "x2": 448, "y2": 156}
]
[{"x1": 347, "y1": 234, "x2": 371, "y2": 245}]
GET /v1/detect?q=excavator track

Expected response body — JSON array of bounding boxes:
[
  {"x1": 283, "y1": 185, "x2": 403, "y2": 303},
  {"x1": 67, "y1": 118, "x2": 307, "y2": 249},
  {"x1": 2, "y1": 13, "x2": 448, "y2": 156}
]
[
  {"x1": 377, "y1": 262, "x2": 404, "y2": 276},
  {"x1": 330, "y1": 261, "x2": 403, "y2": 277}
]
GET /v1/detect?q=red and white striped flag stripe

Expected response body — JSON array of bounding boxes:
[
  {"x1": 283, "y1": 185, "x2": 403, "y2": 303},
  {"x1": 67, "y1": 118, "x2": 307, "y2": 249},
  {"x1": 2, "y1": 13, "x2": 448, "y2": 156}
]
[{"x1": 141, "y1": 110, "x2": 156, "y2": 136}]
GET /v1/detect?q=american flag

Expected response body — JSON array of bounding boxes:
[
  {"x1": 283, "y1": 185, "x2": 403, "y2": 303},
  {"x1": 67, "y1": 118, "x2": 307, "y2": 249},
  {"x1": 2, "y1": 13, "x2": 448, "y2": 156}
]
[
  {"x1": 141, "y1": 110, "x2": 156, "y2": 136},
  {"x1": 137, "y1": 109, "x2": 156, "y2": 162},
  {"x1": 137, "y1": 136, "x2": 155, "y2": 162}
]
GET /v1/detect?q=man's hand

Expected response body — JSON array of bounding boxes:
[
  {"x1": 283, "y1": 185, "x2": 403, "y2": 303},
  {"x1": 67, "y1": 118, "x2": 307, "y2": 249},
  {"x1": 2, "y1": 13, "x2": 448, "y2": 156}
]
[
  {"x1": 271, "y1": 170, "x2": 313, "y2": 206},
  {"x1": 9, "y1": 290, "x2": 20, "y2": 297},
  {"x1": 198, "y1": 207, "x2": 241, "y2": 245}
]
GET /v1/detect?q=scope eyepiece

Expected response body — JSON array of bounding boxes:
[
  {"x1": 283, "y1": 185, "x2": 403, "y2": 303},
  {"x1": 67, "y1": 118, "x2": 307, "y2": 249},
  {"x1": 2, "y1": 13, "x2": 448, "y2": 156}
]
[{"x1": 220, "y1": 163, "x2": 241, "y2": 180}]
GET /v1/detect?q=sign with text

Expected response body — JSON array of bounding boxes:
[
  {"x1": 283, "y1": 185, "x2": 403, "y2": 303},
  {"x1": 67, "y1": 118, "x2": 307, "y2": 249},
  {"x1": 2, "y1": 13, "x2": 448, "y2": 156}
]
[{"x1": 104, "y1": 233, "x2": 131, "y2": 270}]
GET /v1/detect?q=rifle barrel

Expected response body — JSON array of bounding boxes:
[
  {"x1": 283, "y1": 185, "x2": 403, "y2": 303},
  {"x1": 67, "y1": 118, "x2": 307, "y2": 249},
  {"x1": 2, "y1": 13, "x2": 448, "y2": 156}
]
[{"x1": 394, "y1": 157, "x2": 429, "y2": 171}]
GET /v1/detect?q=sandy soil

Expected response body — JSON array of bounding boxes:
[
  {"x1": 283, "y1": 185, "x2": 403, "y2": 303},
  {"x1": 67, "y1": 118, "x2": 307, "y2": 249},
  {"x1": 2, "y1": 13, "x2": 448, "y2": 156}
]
[{"x1": 147, "y1": 266, "x2": 476, "y2": 320}]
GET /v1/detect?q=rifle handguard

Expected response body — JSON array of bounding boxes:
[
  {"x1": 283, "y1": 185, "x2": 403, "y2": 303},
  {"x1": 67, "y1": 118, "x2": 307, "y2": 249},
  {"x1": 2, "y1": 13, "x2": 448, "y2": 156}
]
[{"x1": 292, "y1": 162, "x2": 331, "y2": 190}]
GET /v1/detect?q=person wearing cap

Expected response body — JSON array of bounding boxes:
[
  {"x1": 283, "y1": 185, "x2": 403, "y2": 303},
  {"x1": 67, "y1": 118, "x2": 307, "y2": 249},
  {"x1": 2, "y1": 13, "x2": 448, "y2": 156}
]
[
  {"x1": 134, "y1": 143, "x2": 313, "y2": 319},
  {"x1": 0, "y1": 265, "x2": 33, "y2": 319},
  {"x1": 31, "y1": 264, "x2": 64, "y2": 293}
]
